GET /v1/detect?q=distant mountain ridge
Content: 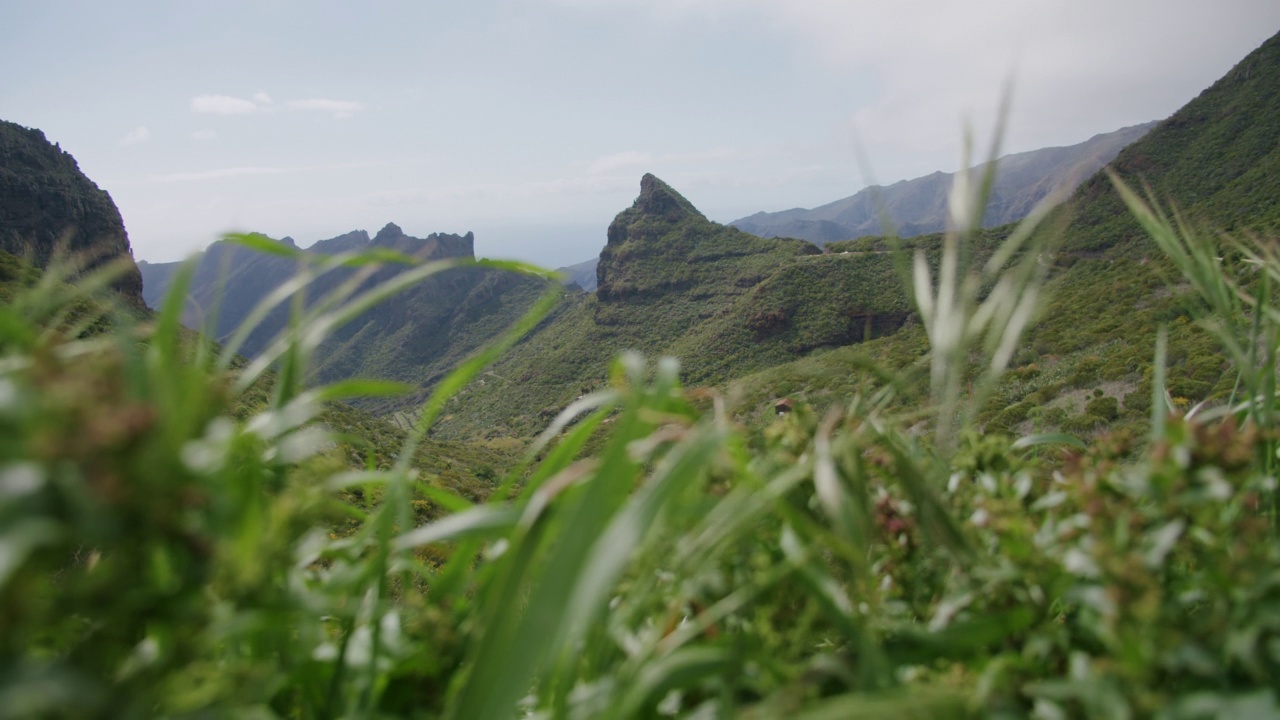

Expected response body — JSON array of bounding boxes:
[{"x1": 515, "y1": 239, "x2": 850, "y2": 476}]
[
  {"x1": 556, "y1": 257, "x2": 599, "y2": 292},
  {"x1": 554, "y1": 123, "x2": 1156, "y2": 287},
  {"x1": 140, "y1": 223, "x2": 476, "y2": 349},
  {"x1": 138, "y1": 224, "x2": 549, "y2": 390},
  {"x1": 731, "y1": 122, "x2": 1157, "y2": 244},
  {"x1": 0, "y1": 119, "x2": 144, "y2": 305}
]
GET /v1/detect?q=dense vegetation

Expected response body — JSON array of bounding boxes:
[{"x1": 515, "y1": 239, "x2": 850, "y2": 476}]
[{"x1": 5, "y1": 155, "x2": 1280, "y2": 717}]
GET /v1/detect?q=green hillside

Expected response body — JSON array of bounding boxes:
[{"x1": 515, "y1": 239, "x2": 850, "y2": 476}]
[
  {"x1": 728, "y1": 32, "x2": 1280, "y2": 439},
  {"x1": 433, "y1": 34, "x2": 1280, "y2": 442},
  {"x1": 1064, "y1": 30, "x2": 1280, "y2": 253},
  {"x1": 430, "y1": 175, "x2": 914, "y2": 437}
]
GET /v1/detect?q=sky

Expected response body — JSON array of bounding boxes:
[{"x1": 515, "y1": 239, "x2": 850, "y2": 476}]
[{"x1": 3, "y1": 1, "x2": 1279, "y2": 268}]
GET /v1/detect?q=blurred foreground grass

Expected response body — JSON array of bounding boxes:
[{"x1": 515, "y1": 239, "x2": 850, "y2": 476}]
[{"x1": 3, "y1": 168, "x2": 1280, "y2": 718}]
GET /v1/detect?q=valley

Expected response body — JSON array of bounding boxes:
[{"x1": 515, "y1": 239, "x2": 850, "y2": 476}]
[{"x1": 3, "y1": 18, "x2": 1280, "y2": 720}]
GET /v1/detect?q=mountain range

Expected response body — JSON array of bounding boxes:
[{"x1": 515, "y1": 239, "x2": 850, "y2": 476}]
[
  {"x1": 730, "y1": 121, "x2": 1157, "y2": 245},
  {"x1": 554, "y1": 121, "x2": 1155, "y2": 292},
  {"x1": 431, "y1": 30, "x2": 1280, "y2": 438},
  {"x1": 11, "y1": 29, "x2": 1280, "y2": 447}
]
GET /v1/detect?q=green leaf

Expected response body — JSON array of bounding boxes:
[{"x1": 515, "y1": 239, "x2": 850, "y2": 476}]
[
  {"x1": 1012, "y1": 433, "x2": 1087, "y2": 451},
  {"x1": 225, "y1": 232, "x2": 303, "y2": 259},
  {"x1": 313, "y1": 379, "x2": 413, "y2": 402},
  {"x1": 614, "y1": 646, "x2": 736, "y2": 719},
  {"x1": 392, "y1": 504, "x2": 520, "y2": 551}
]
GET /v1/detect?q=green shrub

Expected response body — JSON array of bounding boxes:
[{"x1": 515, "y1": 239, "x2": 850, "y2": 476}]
[
  {"x1": 1085, "y1": 394, "x2": 1120, "y2": 420},
  {"x1": 1061, "y1": 412, "x2": 1106, "y2": 434}
]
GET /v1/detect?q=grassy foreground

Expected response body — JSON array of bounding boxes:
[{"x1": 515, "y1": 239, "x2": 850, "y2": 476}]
[{"x1": 3, "y1": 172, "x2": 1280, "y2": 719}]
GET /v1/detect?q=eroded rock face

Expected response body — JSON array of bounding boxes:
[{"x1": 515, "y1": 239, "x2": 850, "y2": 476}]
[{"x1": 0, "y1": 120, "x2": 144, "y2": 306}]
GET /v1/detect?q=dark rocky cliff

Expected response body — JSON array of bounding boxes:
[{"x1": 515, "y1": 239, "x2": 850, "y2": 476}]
[{"x1": 0, "y1": 120, "x2": 144, "y2": 305}]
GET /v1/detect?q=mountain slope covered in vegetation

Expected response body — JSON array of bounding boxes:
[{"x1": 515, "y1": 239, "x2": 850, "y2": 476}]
[
  {"x1": 1063, "y1": 33, "x2": 1280, "y2": 253},
  {"x1": 430, "y1": 174, "x2": 914, "y2": 437},
  {"x1": 729, "y1": 31, "x2": 1280, "y2": 437}
]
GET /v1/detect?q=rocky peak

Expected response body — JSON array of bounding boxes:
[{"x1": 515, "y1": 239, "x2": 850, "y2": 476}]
[
  {"x1": 425, "y1": 231, "x2": 475, "y2": 260},
  {"x1": 366, "y1": 223, "x2": 475, "y2": 261},
  {"x1": 633, "y1": 173, "x2": 703, "y2": 221},
  {"x1": 597, "y1": 174, "x2": 718, "y2": 301},
  {"x1": 606, "y1": 173, "x2": 704, "y2": 247},
  {"x1": 372, "y1": 222, "x2": 405, "y2": 245},
  {"x1": 309, "y1": 229, "x2": 371, "y2": 254}
]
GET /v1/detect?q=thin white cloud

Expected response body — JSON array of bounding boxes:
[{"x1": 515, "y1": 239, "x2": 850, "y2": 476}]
[
  {"x1": 585, "y1": 145, "x2": 810, "y2": 177},
  {"x1": 150, "y1": 160, "x2": 385, "y2": 184},
  {"x1": 190, "y1": 93, "x2": 364, "y2": 119},
  {"x1": 151, "y1": 166, "x2": 292, "y2": 183},
  {"x1": 282, "y1": 98, "x2": 365, "y2": 119},
  {"x1": 118, "y1": 126, "x2": 151, "y2": 146},
  {"x1": 191, "y1": 94, "x2": 260, "y2": 115},
  {"x1": 190, "y1": 128, "x2": 218, "y2": 142}
]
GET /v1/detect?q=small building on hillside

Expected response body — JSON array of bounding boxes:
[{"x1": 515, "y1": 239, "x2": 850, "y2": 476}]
[{"x1": 774, "y1": 398, "x2": 794, "y2": 415}]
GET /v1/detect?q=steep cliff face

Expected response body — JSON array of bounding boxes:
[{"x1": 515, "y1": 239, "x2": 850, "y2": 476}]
[{"x1": 0, "y1": 120, "x2": 144, "y2": 305}]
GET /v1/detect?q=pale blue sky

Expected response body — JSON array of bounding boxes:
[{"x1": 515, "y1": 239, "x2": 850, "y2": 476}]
[{"x1": 3, "y1": 1, "x2": 1278, "y2": 267}]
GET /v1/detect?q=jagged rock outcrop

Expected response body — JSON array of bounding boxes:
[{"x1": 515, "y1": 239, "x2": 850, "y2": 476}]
[
  {"x1": 138, "y1": 225, "x2": 549, "y2": 404},
  {"x1": 139, "y1": 226, "x2": 478, "y2": 341},
  {"x1": 0, "y1": 120, "x2": 144, "y2": 305}
]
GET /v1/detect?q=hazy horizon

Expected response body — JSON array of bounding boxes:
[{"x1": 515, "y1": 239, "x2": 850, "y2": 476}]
[{"x1": 4, "y1": 1, "x2": 1278, "y2": 268}]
